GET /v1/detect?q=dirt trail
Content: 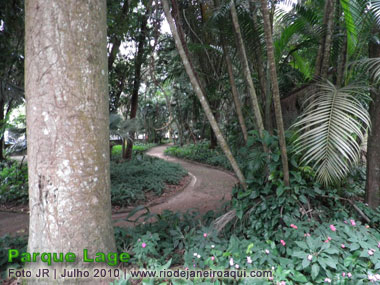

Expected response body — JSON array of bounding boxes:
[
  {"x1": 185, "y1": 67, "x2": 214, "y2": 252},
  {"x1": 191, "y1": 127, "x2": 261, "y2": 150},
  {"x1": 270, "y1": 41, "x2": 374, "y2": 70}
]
[{"x1": 0, "y1": 145, "x2": 237, "y2": 236}]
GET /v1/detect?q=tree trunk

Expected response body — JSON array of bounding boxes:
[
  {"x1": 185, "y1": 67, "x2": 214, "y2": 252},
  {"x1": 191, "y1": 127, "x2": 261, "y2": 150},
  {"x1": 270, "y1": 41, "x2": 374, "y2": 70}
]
[
  {"x1": 0, "y1": 98, "x2": 4, "y2": 161},
  {"x1": 162, "y1": 0, "x2": 246, "y2": 188},
  {"x1": 314, "y1": 0, "x2": 335, "y2": 79},
  {"x1": 25, "y1": 0, "x2": 116, "y2": 282},
  {"x1": 230, "y1": 0, "x2": 266, "y2": 142},
  {"x1": 222, "y1": 43, "x2": 248, "y2": 143},
  {"x1": 124, "y1": 6, "x2": 150, "y2": 160},
  {"x1": 260, "y1": 0, "x2": 290, "y2": 186},
  {"x1": 365, "y1": 29, "x2": 380, "y2": 209}
]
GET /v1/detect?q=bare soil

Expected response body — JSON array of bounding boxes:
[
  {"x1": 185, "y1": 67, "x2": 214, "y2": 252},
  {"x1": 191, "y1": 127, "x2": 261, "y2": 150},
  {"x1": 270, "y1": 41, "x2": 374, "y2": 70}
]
[{"x1": 0, "y1": 145, "x2": 237, "y2": 236}]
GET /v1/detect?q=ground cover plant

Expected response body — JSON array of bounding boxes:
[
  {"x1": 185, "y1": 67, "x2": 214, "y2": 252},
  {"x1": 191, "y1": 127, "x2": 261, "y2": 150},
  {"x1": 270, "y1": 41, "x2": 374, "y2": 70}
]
[{"x1": 110, "y1": 133, "x2": 380, "y2": 284}]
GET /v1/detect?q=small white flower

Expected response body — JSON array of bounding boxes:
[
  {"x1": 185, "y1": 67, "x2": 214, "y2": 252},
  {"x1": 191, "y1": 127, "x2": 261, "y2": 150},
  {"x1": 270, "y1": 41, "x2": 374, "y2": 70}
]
[
  {"x1": 368, "y1": 274, "x2": 376, "y2": 282},
  {"x1": 197, "y1": 254, "x2": 201, "y2": 259},
  {"x1": 374, "y1": 274, "x2": 380, "y2": 281},
  {"x1": 368, "y1": 249, "x2": 375, "y2": 256},
  {"x1": 211, "y1": 245, "x2": 215, "y2": 248},
  {"x1": 265, "y1": 249, "x2": 270, "y2": 254},
  {"x1": 193, "y1": 252, "x2": 197, "y2": 257},
  {"x1": 324, "y1": 278, "x2": 331, "y2": 283},
  {"x1": 229, "y1": 258, "x2": 234, "y2": 266},
  {"x1": 235, "y1": 264, "x2": 239, "y2": 269},
  {"x1": 247, "y1": 256, "x2": 252, "y2": 264},
  {"x1": 307, "y1": 254, "x2": 313, "y2": 261}
]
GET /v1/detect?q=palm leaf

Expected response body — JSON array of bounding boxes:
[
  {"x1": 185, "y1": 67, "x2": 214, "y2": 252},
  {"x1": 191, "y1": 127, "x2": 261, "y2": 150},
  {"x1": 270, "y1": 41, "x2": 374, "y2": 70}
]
[{"x1": 292, "y1": 81, "x2": 370, "y2": 185}]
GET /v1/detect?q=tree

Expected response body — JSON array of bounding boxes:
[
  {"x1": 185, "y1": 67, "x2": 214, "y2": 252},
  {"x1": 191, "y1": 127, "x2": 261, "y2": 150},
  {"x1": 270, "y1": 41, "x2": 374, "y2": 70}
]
[
  {"x1": 366, "y1": 26, "x2": 380, "y2": 209},
  {"x1": 25, "y1": 0, "x2": 116, "y2": 280},
  {"x1": 260, "y1": 0, "x2": 290, "y2": 186},
  {"x1": 162, "y1": 0, "x2": 247, "y2": 188}
]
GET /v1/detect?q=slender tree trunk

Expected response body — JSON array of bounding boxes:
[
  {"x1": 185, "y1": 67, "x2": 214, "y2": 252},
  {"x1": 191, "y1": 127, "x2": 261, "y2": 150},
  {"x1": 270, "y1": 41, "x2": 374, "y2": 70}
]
[
  {"x1": 365, "y1": 29, "x2": 380, "y2": 209},
  {"x1": 162, "y1": 0, "x2": 246, "y2": 188},
  {"x1": 314, "y1": 0, "x2": 335, "y2": 79},
  {"x1": 25, "y1": 0, "x2": 115, "y2": 282},
  {"x1": 336, "y1": 32, "x2": 347, "y2": 87},
  {"x1": 124, "y1": 6, "x2": 150, "y2": 160},
  {"x1": 230, "y1": 0, "x2": 266, "y2": 142},
  {"x1": 260, "y1": 0, "x2": 290, "y2": 186},
  {"x1": 0, "y1": 98, "x2": 4, "y2": 161},
  {"x1": 222, "y1": 44, "x2": 248, "y2": 143}
]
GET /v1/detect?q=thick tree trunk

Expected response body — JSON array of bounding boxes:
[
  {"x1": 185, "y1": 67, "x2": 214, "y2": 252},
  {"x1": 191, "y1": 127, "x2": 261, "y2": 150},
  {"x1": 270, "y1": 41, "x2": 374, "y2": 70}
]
[
  {"x1": 365, "y1": 30, "x2": 380, "y2": 209},
  {"x1": 222, "y1": 44, "x2": 248, "y2": 143},
  {"x1": 230, "y1": 0, "x2": 266, "y2": 142},
  {"x1": 162, "y1": 0, "x2": 246, "y2": 188},
  {"x1": 260, "y1": 0, "x2": 290, "y2": 186},
  {"x1": 124, "y1": 7, "x2": 150, "y2": 160},
  {"x1": 25, "y1": 0, "x2": 116, "y2": 282}
]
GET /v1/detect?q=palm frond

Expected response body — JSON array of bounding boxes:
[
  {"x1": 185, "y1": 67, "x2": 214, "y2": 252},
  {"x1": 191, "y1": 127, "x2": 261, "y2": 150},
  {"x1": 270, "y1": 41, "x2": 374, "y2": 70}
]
[{"x1": 292, "y1": 81, "x2": 371, "y2": 185}]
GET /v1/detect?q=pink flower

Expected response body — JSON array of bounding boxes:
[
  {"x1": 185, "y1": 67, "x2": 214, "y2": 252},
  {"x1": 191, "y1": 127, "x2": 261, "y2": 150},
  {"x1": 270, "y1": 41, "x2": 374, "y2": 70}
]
[
  {"x1": 324, "y1": 239, "x2": 329, "y2": 243},
  {"x1": 307, "y1": 254, "x2": 313, "y2": 261},
  {"x1": 329, "y1": 225, "x2": 336, "y2": 232},
  {"x1": 347, "y1": 272, "x2": 352, "y2": 278},
  {"x1": 235, "y1": 264, "x2": 239, "y2": 269},
  {"x1": 280, "y1": 240, "x2": 286, "y2": 246},
  {"x1": 203, "y1": 233, "x2": 207, "y2": 238},
  {"x1": 350, "y1": 219, "x2": 356, "y2": 226},
  {"x1": 328, "y1": 236, "x2": 332, "y2": 241},
  {"x1": 185, "y1": 267, "x2": 188, "y2": 270},
  {"x1": 368, "y1": 249, "x2": 374, "y2": 256},
  {"x1": 342, "y1": 272, "x2": 346, "y2": 277},
  {"x1": 141, "y1": 242, "x2": 147, "y2": 248},
  {"x1": 265, "y1": 249, "x2": 270, "y2": 254},
  {"x1": 344, "y1": 220, "x2": 348, "y2": 224},
  {"x1": 324, "y1": 278, "x2": 331, "y2": 283},
  {"x1": 304, "y1": 233, "x2": 311, "y2": 237},
  {"x1": 341, "y1": 244, "x2": 345, "y2": 248},
  {"x1": 211, "y1": 256, "x2": 215, "y2": 261},
  {"x1": 279, "y1": 281, "x2": 286, "y2": 285},
  {"x1": 247, "y1": 256, "x2": 252, "y2": 264},
  {"x1": 290, "y1": 224, "x2": 298, "y2": 229},
  {"x1": 365, "y1": 225, "x2": 370, "y2": 229},
  {"x1": 377, "y1": 242, "x2": 380, "y2": 248},
  {"x1": 269, "y1": 276, "x2": 273, "y2": 281}
]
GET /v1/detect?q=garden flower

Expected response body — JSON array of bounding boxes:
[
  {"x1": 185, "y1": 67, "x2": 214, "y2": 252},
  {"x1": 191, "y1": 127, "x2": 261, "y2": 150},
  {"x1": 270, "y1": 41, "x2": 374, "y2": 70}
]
[
  {"x1": 279, "y1": 281, "x2": 286, "y2": 285},
  {"x1": 378, "y1": 242, "x2": 380, "y2": 248},
  {"x1": 342, "y1": 272, "x2": 346, "y2": 277},
  {"x1": 265, "y1": 249, "x2": 270, "y2": 254},
  {"x1": 280, "y1": 240, "x2": 286, "y2": 246},
  {"x1": 341, "y1": 244, "x2": 345, "y2": 248},
  {"x1": 307, "y1": 254, "x2": 313, "y2": 261},
  {"x1": 247, "y1": 256, "x2": 252, "y2": 264},
  {"x1": 211, "y1": 244, "x2": 215, "y2": 248},
  {"x1": 203, "y1": 233, "x2": 207, "y2": 238},
  {"x1": 374, "y1": 274, "x2": 380, "y2": 281},
  {"x1": 290, "y1": 224, "x2": 298, "y2": 229},
  {"x1": 366, "y1": 225, "x2": 370, "y2": 229},
  {"x1": 229, "y1": 258, "x2": 234, "y2": 266},
  {"x1": 211, "y1": 256, "x2": 215, "y2": 261},
  {"x1": 368, "y1": 249, "x2": 374, "y2": 256},
  {"x1": 193, "y1": 252, "x2": 197, "y2": 257},
  {"x1": 235, "y1": 264, "x2": 239, "y2": 269},
  {"x1": 368, "y1": 274, "x2": 376, "y2": 282},
  {"x1": 141, "y1": 242, "x2": 146, "y2": 248},
  {"x1": 268, "y1": 276, "x2": 273, "y2": 281},
  {"x1": 328, "y1": 236, "x2": 332, "y2": 241},
  {"x1": 347, "y1": 272, "x2": 352, "y2": 278},
  {"x1": 344, "y1": 220, "x2": 348, "y2": 224},
  {"x1": 197, "y1": 254, "x2": 201, "y2": 258},
  {"x1": 329, "y1": 224, "x2": 336, "y2": 232},
  {"x1": 350, "y1": 219, "x2": 356, "y2": 226},
  {"x1": 324, "y1": 278, "x2": 331, "y2": 283},
  {"x1": 304, "y1": 233, "x2": 311, "y2": 237}
]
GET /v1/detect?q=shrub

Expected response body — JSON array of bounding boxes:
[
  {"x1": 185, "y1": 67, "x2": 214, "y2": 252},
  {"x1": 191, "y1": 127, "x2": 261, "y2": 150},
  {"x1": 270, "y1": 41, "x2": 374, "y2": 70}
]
[{"x1": 0, "y1": 161, "x2": 28, "y2": 204}]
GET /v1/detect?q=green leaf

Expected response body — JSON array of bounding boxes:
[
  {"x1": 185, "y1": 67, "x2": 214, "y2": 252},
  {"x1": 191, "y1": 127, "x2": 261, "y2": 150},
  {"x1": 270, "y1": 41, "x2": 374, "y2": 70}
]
[
  {"x1": 311, "y1": 264, "x2": 320, "y2": 280},
  {"x1": 293, "y1": 251, "x2": 308, "y2": 259},
  {"x1": 276, "y1": 185, "x2": 285, "y2": 196},
  {"x1": 292, "y1": 271, "x2": 308, "y2": 283},
  {"x1": 302, "y1": 258, "x2": 311, "y2": 269}
]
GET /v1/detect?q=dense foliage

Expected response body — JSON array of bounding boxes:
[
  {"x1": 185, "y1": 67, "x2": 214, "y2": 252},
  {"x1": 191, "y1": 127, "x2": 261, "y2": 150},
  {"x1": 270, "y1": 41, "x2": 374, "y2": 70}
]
[{"x1": 0, "y1": 160, "x2": 28, "y2": 204}]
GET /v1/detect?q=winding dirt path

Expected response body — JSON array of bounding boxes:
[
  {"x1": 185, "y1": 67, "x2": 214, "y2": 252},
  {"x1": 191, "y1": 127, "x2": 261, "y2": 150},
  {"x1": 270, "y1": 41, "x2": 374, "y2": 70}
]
[{"x1": 0, "y1": 145, "x2": 237, "y2": 236}]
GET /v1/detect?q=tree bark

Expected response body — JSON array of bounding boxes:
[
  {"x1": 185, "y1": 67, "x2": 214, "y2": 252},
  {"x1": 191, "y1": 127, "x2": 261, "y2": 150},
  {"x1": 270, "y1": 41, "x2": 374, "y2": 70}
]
[
  {"x1": 124, "y1": 5, "x2": 150, "y2": 160},
  {"x1": 162, "y1": 0, "x2": 246, "y2": 188},
  {"x1": 230, "y1": 0, "x2": 266, "y2": 142},
  {"x1": 0, "y1": 98, "x2": 4, "y2": 161},
  {"x1": 260, "y1": 0, "x2": 290, "y2": 186},
  {"x1": 25, "y1": 0, "x2": 116, "y2": 282},
  {"x1": 222, "y1": 43, "x2": 248, "y2": 143},
  {"x1": 365, "y1": 29, "x2": 380, "y2": 209}
]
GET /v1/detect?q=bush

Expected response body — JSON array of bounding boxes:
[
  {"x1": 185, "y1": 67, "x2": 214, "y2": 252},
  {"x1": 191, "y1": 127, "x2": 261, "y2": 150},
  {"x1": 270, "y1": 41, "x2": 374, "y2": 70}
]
[
  {"x1": 165, "y1": 142, "x2": 231, "y2": 170},
  {"x1": 111, "y1": 155, "x2": 187, "y2": 206},
  {"x1": 0, "y1": 235, "x2": 27, "y2": 279},
  {"x1": 111, "y1": 142, "x2": 157, "y2": 160},
  {"x1": 0, "y1": 161, "x2": 28, "y2": 204}
]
